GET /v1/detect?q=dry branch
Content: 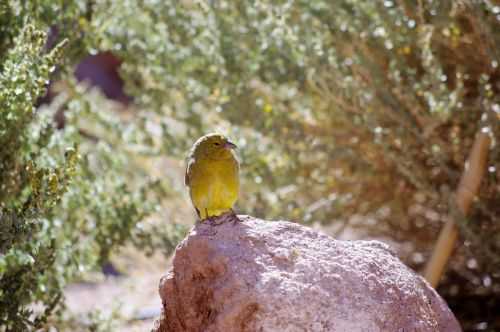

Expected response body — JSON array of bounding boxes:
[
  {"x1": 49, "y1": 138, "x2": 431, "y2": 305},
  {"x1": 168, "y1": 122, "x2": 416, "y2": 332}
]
[{"x1": 423, "y1": 131, "x2": 491, "y2": 287}]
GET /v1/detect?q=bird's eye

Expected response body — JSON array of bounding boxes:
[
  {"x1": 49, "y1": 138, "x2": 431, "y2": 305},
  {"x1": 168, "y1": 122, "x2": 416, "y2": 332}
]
[{"x1": 214, "y1": 142, "x2": 221, "y2": 146}]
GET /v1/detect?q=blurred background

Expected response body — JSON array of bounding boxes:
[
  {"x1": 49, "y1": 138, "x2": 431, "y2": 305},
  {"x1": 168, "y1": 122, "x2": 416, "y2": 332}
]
[{"x1": 0, "y1": 1, "x2": 499, "y2": 331}]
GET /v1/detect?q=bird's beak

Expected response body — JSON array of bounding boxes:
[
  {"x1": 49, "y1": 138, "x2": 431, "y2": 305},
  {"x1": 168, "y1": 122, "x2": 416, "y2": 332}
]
[{"x1": 224, "y1": 141, "x2": 237, "y2": 150}]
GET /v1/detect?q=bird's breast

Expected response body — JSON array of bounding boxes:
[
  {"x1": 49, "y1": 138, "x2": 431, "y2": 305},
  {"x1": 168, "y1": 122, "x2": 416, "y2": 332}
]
[{"x1": 189, "y1": 157, "x2": 239, "y2": 206}]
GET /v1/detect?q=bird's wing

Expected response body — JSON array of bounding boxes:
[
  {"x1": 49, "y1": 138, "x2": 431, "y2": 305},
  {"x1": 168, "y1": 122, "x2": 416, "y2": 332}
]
[
  {"x1": 184, "y1": 157, "x2": 193, "y2": 186},
  {"x1": 184, "y1": 157, "x2": 201, "y2": 218}
]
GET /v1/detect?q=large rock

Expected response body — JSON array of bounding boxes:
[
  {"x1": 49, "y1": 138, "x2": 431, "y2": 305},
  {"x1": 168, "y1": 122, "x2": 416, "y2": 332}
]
[{"x1": 153, "y1": 214, "x2": 461, "y2": 332}]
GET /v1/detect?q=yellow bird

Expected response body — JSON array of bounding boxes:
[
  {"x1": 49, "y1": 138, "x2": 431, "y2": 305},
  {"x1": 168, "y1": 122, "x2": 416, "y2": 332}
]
[{"x1": 185, "y1": 133, "x2": 239, "y2": 220}]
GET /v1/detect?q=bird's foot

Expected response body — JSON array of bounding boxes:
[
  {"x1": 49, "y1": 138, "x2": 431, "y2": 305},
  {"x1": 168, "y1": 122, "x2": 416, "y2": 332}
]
[
  {"x1": 200, "y1": 210, "x2": 242, "y2": 225},
  {"x1": 228, "y1": 210, "x2": 243, "y2": 226},
  {"x1": 206, "y1": 215, "x2": 225, "y2": 226}
]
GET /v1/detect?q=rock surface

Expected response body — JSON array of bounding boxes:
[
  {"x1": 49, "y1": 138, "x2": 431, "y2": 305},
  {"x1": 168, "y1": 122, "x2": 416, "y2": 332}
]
[{"x1": 152, "y1": 214, "x2": 461, "y2": 332}]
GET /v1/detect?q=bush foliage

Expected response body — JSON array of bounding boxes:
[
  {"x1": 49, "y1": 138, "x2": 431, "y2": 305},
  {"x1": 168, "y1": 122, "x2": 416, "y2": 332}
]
[
  {"x1": 1, "y1": 0, "x2": 499, "y2": 330},
  {"x1": 0, "y1": 2, "x2": 183, "y2": 331}
]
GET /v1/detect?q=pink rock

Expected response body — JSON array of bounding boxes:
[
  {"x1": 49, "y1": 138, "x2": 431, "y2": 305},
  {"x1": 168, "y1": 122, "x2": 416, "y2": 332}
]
[{"x1": 153, "y1": 214, "x2": 461, "y2": 332}]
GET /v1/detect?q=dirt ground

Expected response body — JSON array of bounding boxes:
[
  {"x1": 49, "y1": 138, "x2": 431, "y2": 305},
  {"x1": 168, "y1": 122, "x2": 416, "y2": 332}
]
[{"x1": 64, "y1": 246, "x2": 171, "y2": 331}]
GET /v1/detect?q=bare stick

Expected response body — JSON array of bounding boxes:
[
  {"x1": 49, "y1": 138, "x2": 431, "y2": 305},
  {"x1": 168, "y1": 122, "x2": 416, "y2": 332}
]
[{"x1": 423, "y1": 131, "x2": 491, "y2": 287}]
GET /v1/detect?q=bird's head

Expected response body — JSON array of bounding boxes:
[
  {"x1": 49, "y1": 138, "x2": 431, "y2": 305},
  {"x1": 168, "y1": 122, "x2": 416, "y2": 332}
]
[{"x1": 192, "y1": 133, "x2": 237, "y2": 160}]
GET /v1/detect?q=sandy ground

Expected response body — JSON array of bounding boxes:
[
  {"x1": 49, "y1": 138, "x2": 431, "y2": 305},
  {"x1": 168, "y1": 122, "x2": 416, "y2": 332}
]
[{"x1": 64, "y1": 247, "x2": 170, "y2": 331}]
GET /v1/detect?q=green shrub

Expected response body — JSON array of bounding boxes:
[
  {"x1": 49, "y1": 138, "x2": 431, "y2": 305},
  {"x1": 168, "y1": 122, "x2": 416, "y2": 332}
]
[
  {"x1": 0, "y1": 3, "x2": 184, "y2": 330},
  {"x1": 0, "y1": 22, "x2": 71, "y2": 330}
]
